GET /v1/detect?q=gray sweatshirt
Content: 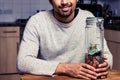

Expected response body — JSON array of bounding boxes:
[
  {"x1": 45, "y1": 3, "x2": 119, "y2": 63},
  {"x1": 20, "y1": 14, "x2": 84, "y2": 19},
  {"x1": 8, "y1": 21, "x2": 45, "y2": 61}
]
[{"x1": 17, "y1": 8, "x2": 113, "y2": 76}]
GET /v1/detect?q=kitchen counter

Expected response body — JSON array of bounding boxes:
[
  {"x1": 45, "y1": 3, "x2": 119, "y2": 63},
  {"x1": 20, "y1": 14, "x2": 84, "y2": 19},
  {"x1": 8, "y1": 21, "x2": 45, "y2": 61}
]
[
  {"x1": 105, "y1": 24, "x2": 120, "y2": 31},
  {"x1": 0, "y1": 22, "x2": 26, "y2": 27},
  {"x1": 0, "y1": 22, "x2": 18, "y2": 26},
  {"x1": 0, "y1": 19, "x2": 28, "y2": 27},
  {"x1": 104, "y1": 16, "x2": 120, "y2": 31}
]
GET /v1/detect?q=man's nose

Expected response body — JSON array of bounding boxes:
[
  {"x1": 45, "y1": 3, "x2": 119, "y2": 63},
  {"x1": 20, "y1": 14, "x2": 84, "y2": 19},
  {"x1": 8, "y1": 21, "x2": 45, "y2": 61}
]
[{"x1": 61, "y1": 0, "x2": 69, "y2": 4}]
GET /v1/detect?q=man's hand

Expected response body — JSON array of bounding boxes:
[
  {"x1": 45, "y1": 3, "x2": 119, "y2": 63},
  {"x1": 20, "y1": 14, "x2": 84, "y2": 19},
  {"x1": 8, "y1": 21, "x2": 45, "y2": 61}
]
[
  {"x1": 54, "y1": 63, "x2": 98, "y2": 80},
  {"x1": 96, "y1": 55, "x2": 109, "y2": 79}
]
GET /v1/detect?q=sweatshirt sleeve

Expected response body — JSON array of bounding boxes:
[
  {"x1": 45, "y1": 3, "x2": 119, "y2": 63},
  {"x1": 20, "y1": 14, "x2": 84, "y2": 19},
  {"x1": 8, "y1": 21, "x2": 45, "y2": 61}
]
[
  {"x1": 17, "y1": 16, "x2": 59, "y2": 76},
  {"x1": 103, "y1": 39, "x2": 113, "y2": 69}
]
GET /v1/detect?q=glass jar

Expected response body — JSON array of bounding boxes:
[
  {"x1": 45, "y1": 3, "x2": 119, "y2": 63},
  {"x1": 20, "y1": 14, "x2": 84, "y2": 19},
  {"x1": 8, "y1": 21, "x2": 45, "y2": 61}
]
[
  {"x1": 85, "y1": 17, "x2": 104, "y2": 53},
  {"x1": 85, "y1": 17, "x2": 106, "y2": 79}
]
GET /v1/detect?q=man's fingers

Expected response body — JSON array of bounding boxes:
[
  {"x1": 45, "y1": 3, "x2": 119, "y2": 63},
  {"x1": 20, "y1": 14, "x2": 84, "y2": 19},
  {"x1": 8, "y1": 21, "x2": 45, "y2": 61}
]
[
  {"x1": 79, "y1": 63, "x2": 98, "y2": 79},
  {"x1": 81, "y1": 67, "x2": 97, "y2": 76},
  {"x1": 77, "y1": 74, "x2": 91, "y2": 80},
  {"x1": 98, "y1": 61, "x2": 108, "y2": 67},
  {"x1": 97, "y1": 71, "x2": 108, "y2": 77},
  {"x1": 96, "y1": 66, "x2": 109, "y2": 73},
  {"x1": 80, "y1": 70, "x2": 97, "y2": 79},
  {"x1": 97, "y1": 62, "x2": 109, "y2": 73},
  {"x1": 81, "y1": 63, "x2": 96, "y2": 71}
]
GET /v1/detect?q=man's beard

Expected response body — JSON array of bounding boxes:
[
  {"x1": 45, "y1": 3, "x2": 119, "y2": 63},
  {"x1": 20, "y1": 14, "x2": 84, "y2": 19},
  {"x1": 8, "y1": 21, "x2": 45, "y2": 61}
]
[
  {"x1": 56, "y1": 2, "x2": 73, "y2": 17},
  {"x1": 57, "y1": 9, "x2": 73, "y2": 17}
]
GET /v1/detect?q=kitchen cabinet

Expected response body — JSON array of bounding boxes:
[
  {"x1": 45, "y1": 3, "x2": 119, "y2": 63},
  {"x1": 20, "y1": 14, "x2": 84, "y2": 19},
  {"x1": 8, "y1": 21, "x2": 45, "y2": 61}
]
[
  {"x1": 0, "y1": 74, "x2": 20, "y2": 80},
  {"x1": 105, "y1": 29, "x2": 120, "y2": 70},
  {"x1": 0, "y1": 26, "x2": 20, "y2": 80}
]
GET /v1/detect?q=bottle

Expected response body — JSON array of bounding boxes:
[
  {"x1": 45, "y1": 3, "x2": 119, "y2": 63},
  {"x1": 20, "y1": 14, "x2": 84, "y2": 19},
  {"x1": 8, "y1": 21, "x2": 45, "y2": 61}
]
[{"x1": 85, "y1": 17, "x2": 107, "y2": 79}]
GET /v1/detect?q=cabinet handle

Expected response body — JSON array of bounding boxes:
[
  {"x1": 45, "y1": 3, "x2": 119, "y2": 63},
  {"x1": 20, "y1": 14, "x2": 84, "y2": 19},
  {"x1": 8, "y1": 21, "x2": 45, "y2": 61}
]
[{"x1": 3, "y1": 31, "x2": 17, "y2": 33}]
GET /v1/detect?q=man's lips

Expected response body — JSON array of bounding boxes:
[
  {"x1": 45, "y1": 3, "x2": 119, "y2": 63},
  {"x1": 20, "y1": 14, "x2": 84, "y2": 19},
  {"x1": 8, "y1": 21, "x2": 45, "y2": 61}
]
[
  {"x1": 59, "y1": 2, "x2": 72, "y2": 12},
  {"x1": 60, "y1": 6, "x2": 71, "y2": 12}
]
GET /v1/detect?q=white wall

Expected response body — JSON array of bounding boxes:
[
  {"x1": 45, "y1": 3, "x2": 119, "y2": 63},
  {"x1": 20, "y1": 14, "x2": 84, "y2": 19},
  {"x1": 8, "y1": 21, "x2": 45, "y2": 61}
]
[
  {"x1": 0, "y1": 0, "x2": 52, "y2": 22},
  {"x1": 98, "y1": 0, "x2": 120, "y2": 16},
  {"x1": 108, "y1": 0, "x2": 120, "y2": 16}
]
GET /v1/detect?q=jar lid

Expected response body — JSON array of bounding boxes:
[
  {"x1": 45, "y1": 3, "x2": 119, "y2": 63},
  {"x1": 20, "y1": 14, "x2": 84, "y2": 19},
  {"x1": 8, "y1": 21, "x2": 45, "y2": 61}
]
[{"x1": 86, "y1": 17, "x2": 104, "y2": 23}]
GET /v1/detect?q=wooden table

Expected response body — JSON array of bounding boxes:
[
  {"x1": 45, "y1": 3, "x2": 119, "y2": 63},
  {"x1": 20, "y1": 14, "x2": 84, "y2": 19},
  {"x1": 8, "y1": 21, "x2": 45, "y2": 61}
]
[{"x1": 21, "y1": 70, "x2": 120, "y2": 80}]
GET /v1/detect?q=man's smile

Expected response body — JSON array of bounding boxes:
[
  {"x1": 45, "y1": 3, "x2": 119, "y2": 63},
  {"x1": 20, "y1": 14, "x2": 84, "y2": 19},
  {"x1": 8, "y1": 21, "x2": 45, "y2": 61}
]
[{"x1": 60, "y1": 6, "x2": 71, "y2": 12}]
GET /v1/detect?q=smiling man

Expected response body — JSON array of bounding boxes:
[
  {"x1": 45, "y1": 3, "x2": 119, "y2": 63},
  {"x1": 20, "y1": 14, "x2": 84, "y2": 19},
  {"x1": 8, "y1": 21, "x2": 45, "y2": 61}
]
[{"x1": 17, "y1": 0, "x2": 113, "y2": 80}]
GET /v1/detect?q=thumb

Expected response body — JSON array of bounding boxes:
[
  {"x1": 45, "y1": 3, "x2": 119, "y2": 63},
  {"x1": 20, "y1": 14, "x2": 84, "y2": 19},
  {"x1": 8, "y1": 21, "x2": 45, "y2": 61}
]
[{"x1": 101, "y1": 55, "x2": 107, "y2": 60}]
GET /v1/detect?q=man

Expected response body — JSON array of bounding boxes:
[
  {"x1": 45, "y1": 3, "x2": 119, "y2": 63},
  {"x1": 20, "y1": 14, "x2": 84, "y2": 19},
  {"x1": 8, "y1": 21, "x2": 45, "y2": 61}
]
[{"x1": 17, "y1": 0, "x2": 113, "y2": 80}]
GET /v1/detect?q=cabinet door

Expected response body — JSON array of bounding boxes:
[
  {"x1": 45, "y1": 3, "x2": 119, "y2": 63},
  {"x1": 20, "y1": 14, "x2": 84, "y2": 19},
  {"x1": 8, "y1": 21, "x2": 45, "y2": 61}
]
[
  {"x1": 107, "y1": 41, "x2": 119, "y2": 69},
  {"x1": 115, "y1": 44, "x2": 120, "y2": 70},
  {"x1": 0, "y1": 37, "x2": 19, "y2": 73}
]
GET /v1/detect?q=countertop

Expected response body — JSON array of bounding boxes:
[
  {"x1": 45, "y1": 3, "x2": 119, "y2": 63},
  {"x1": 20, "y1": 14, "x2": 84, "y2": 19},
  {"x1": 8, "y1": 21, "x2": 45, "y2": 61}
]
[
  {"x1": 0, "y1": 22, "x2": 19, "y2": 26},
  {"x1": 105, "y1": 24, "x2": 120, "y2": 31},
  {"x1": 104, "y1": 16, "x2": 120, "y2": 31},
  {"x1": 0, "y1": 19, "x2": 28, "y2": 27},
  {"x1": 21, "y1": 70, "x2": 120, "y2": 80},
  {"x1": 0, "y1": 22, "x2": 26, "y2": 27}
]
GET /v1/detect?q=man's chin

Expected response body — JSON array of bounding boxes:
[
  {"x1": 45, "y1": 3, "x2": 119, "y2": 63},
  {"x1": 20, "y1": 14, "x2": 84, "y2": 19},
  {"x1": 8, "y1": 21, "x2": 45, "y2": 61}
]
[
  {"x1": 61, "y1": 14, "x2": 70, "y2": 17},
  {"x1": 59, "y1": 11, "x2": 72, "y2": 17}
]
